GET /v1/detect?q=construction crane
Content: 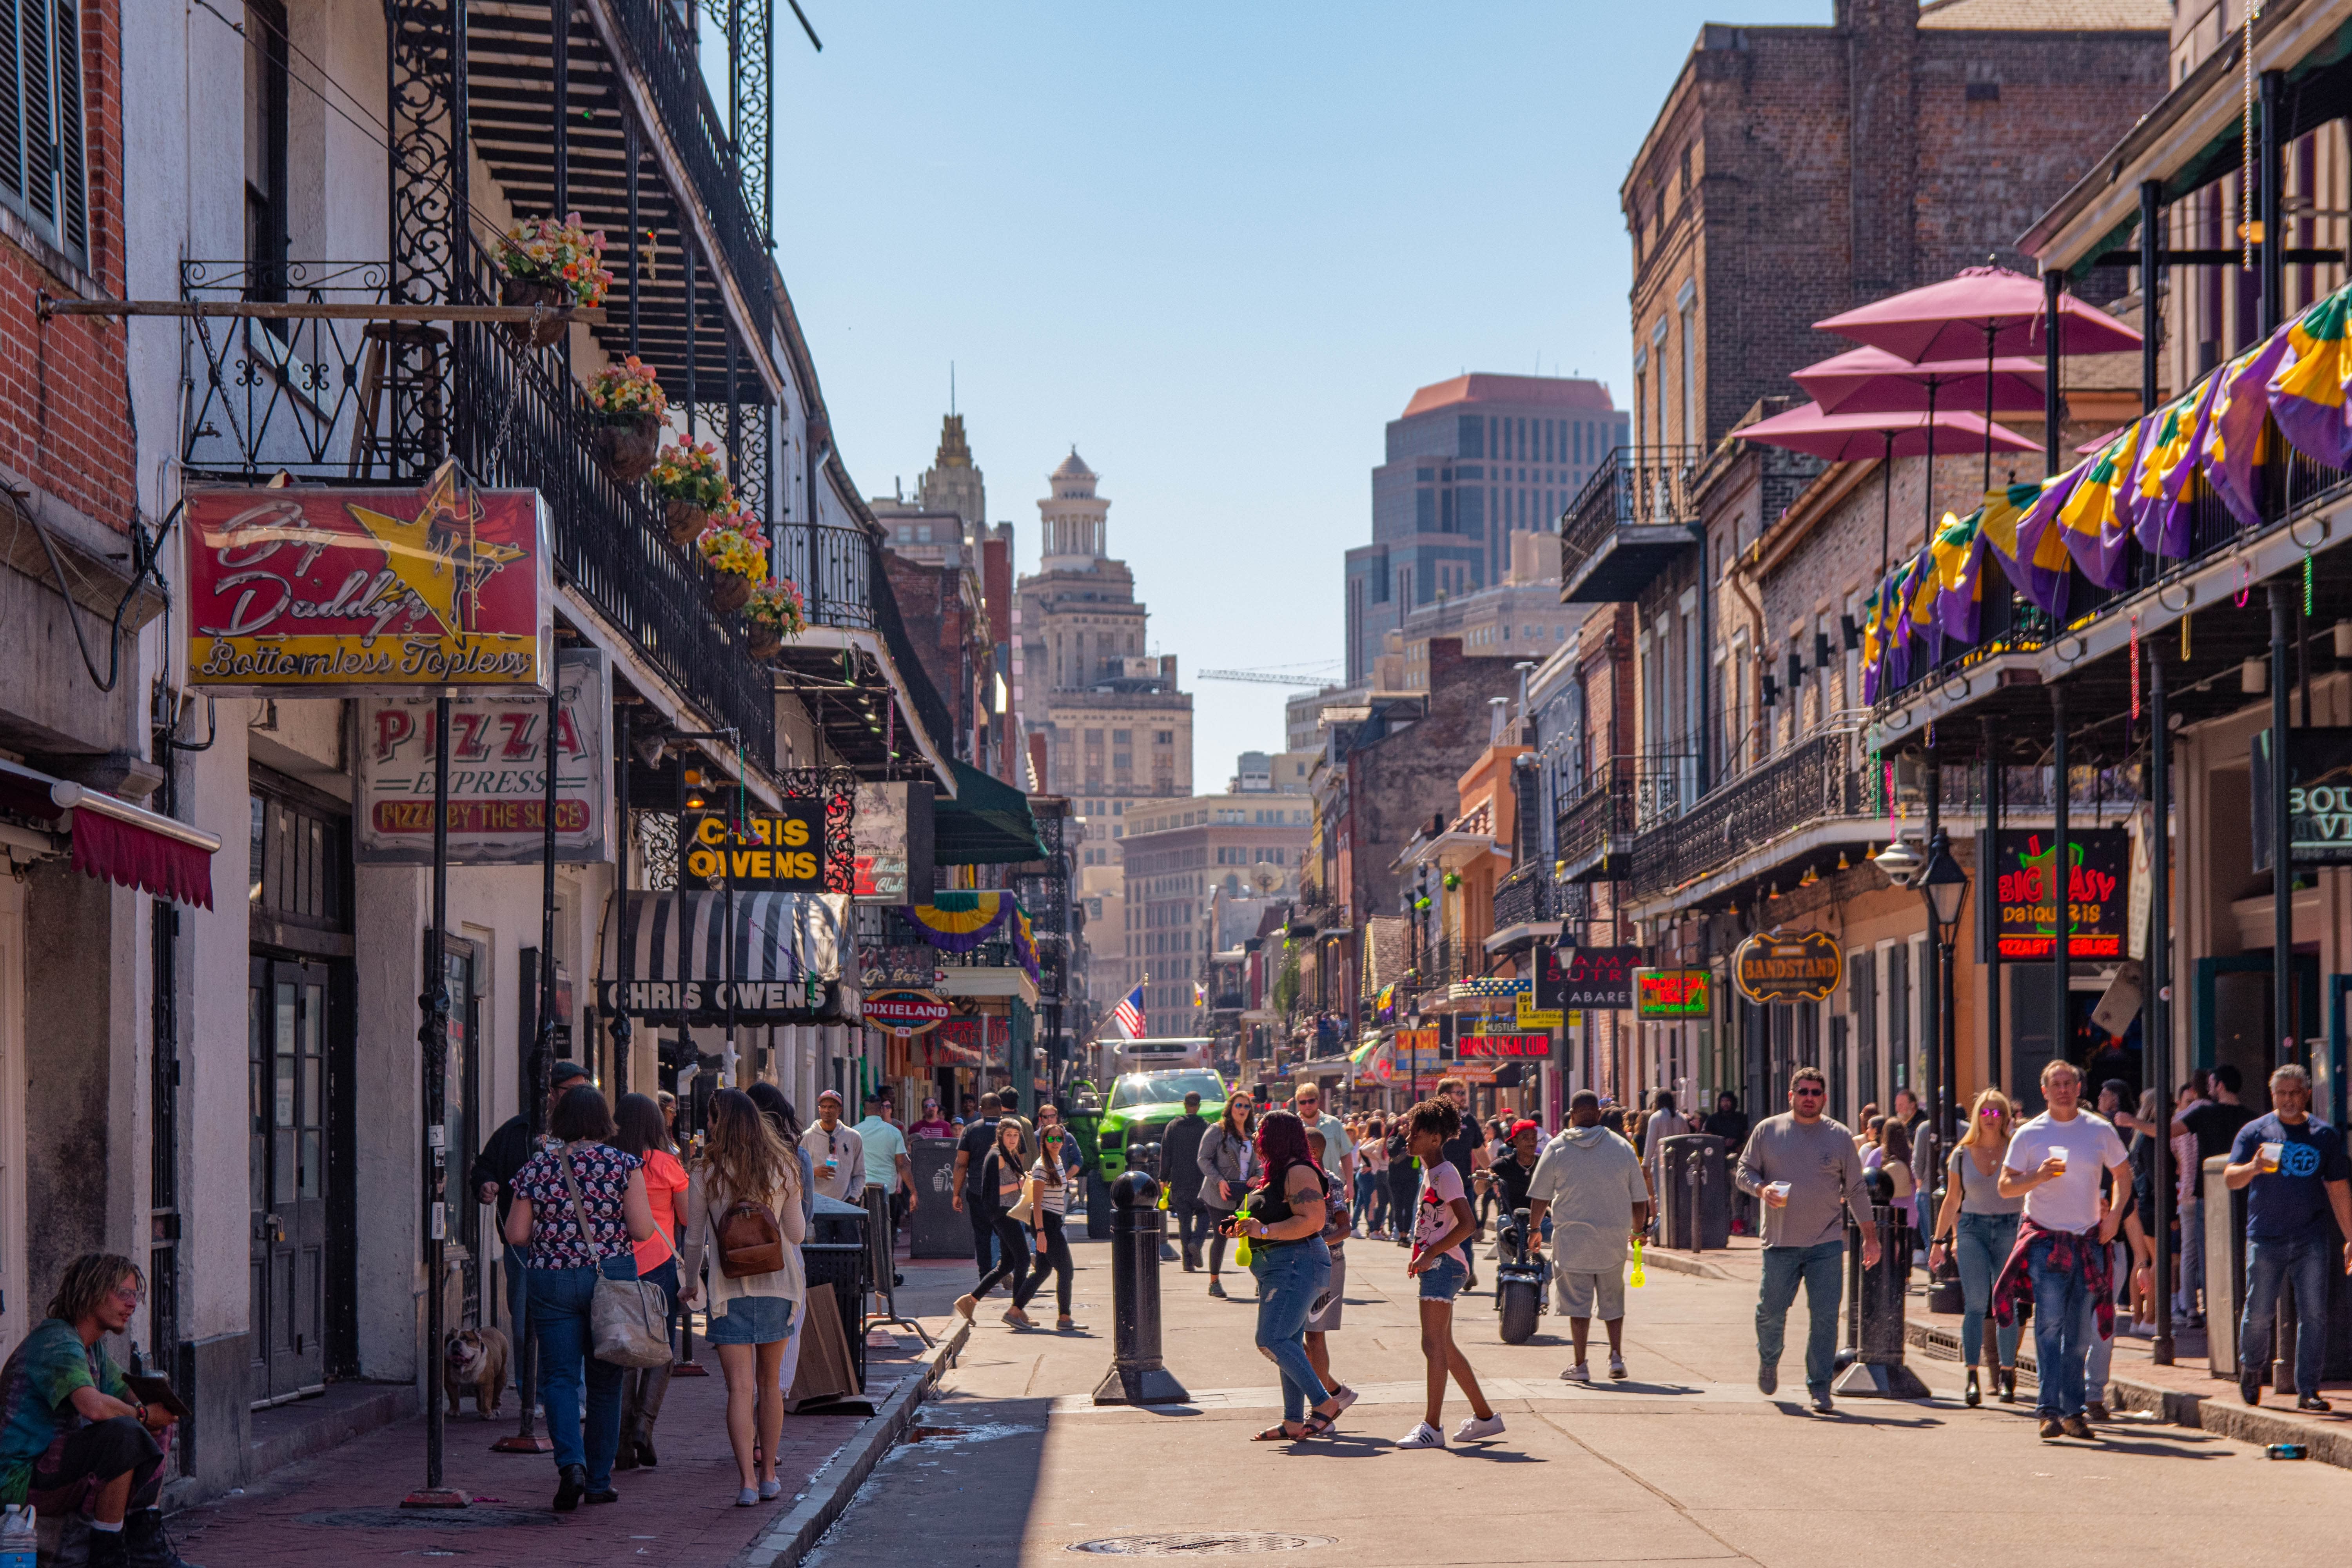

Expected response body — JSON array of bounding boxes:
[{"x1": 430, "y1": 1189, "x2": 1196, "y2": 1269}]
[{"x1": 1198, "y1": 666, "x2": 1342, "y2": 687}]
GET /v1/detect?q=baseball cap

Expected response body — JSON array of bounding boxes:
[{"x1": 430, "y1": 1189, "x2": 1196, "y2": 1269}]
[{"x1": 817, "y1": 1088, "x2": 844, "y2": 1105}]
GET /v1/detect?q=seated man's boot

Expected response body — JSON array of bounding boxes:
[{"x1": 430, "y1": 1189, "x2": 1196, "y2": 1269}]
[{"x1": 123, "y1": 1507, "x2": 202, "y2": 1568}]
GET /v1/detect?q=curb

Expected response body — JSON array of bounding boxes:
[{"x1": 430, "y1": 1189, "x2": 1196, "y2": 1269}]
[
  {"x1": 1905, "y1": 1319, "x2": 2352, "y2": 1466},
  {"x1": 734, "y1": 1319, "x2": 971, "y2": 1568},
  {"x1": 1641, "y1": 1248, "x2": 1737, "y2": 1282}
]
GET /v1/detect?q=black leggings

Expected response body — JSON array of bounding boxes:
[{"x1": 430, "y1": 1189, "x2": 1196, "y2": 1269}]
[
  {"x1": 971, "y1": 1213, "x2": 1032, "y2": 1303},
  {"x1": 1021, "y1": 1211, "x2": 1074, "y2": 1314},
  {"x1": 1203, "y1": 1207, "x2": 1234, "y2": 1273}
]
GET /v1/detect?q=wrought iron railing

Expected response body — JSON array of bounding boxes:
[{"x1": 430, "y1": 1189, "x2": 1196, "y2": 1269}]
[
  {"x1": 180, "y1": 259, "x2": 777, "y2": 759},
  {"x1": 1555, "y1": 756, "x2": 1637, "y2": 875},
  {"x1": 1560, "y1": 445, "x2": 1703, "y2": 587},
  {"x1": 1876, "y1": 430, "x2": 2352, "y2": 707},
  {"x1": 771, "y1": 522, "x2": 878, "y2": 632},
  {"x1": 607, "y1": 0, "x2": 772, "y2": 321},
  {"x1": 1492, "y1": 862, "x2": 1543, "y2": 930},
  {"x1": 1629, "y1": 731, "x2": 1866, "y2": 898}
]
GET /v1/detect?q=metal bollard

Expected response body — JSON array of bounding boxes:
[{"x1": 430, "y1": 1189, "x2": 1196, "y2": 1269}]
[
  {"x1": 1091, "y1": 1171, "x2": 1190, "y2": 1406},
  {"x1": 1831, "y1": 1202, "x2": 1930, "y2": 1398}
]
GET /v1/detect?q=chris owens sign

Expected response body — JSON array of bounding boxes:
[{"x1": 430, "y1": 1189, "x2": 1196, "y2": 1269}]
[
  {"x1": 681, "y1": 802, "x2": 826, "y2": 892},
  {"x1": 185, "y1": 466, "x2": 552, "y2": 693}
]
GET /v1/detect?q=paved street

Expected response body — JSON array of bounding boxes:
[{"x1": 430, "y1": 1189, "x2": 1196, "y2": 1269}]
[{"x1": 815, "y1": 1230, "x2": 2347, "y2": 1568}]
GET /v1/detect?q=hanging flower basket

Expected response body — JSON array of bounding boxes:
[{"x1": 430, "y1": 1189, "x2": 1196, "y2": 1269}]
[
  {"x1": 650, "y1": 440, "x2": 733, "y2": 545},
  {"x1": 495, "y1": 213, "x2": 613, "y2": 347},
  {"x1": 742, "y1": 578, "x2": 806, "y2": 661},
  {"x1": 499, "y1": 276, "x2": 573, "y2": 348},
  {"x1": 697, "y1": 514, "x2": 768, "y2": 618},
  {"x1": 594, "y1": 414, "x2": 663, "y2": 482},
  {"x1": 586, "y1": 357, "x2": 668, "y2": 481}
]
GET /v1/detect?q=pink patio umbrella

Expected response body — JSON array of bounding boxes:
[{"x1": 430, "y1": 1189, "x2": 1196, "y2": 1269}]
[
  {"x1": 1736, "y1": 402, "x2": 2043, "y2": 577},
  {"x1": 1792, "y1": 345, "x2": 2047, "y2": 417},
  {"x1": 1815, "y1": 265, "x2": 2141, "y2": 490}
]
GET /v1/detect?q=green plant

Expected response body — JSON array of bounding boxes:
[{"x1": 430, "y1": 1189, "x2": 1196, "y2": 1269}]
[
  {"x1": 649, "y1": 440, "x2": 733, "y2": 510},
  {"x1": 496, "y1": 212, "x2": 615, "y2": 307},
  {"x1": 587, "y1": 355, "x2": 666, "y2": 421}
]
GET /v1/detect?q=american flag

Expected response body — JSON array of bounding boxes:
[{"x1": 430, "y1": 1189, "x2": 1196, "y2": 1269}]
[{"x1": 1111, "y1": 982, "x2": 1146, "y2": 1039}]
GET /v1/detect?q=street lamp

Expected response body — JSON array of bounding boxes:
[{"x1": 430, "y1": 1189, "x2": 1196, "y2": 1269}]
[{"x1": 1916, "y1": 829, "x2": 1968, "y2": 1196}]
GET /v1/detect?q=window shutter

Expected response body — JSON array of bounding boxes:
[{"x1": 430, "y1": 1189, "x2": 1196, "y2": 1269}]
[
  {"x1": 52, "y1": 0, "x2": 80, "y2": 255},
  {"x1": 0, "y1": 0, "x2": 21, "y2": 208},
  {"x1": 19, "y1": 0, "x2": 52, "y2": 227}
]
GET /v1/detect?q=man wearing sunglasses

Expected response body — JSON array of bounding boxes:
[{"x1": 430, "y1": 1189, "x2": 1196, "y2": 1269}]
[{"x1": 1734, "y1": 1066, "x2": 1879, "y2": 1414}]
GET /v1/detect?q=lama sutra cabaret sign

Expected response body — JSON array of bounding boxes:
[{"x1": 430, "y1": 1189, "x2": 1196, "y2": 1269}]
[{"x1": 185, "y1": 464, "x2": 553, "y2": 693}]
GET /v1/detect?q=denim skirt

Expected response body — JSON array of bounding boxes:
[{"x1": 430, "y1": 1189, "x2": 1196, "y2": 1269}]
[{"x1": 706, "y1": 1292, "x2": 797, "y2": 1344}]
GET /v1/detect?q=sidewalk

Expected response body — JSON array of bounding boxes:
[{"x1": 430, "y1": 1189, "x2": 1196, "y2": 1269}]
[
  {"x1": 168, "y1": 1242, "x2": 978, "y2": 1566},
  {"x1": 1643, "y1": 1230, "x2": 2352, "y2": 1465}
]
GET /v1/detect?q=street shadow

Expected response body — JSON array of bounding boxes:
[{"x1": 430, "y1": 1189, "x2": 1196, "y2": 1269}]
[
  {"x1": 1564, "y1": 1381, "x2": 1702, "y2": 1397},
  {"x1": 2068, "y1": 1435, "x2": 2233, "y2": 1459}
]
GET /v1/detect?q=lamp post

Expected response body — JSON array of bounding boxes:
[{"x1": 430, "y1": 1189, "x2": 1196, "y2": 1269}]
[{"x1": 1917, "y1": 831, "x2": 1969, "y2": 1191}]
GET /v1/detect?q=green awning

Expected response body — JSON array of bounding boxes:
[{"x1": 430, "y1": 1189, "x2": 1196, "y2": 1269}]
[{"x1": 932, "y1": 759, "x2": 1047, "y2": 865}]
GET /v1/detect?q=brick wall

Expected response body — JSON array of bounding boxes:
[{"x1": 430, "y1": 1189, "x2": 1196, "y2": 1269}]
[
  {"x1": 1624, "y1": 12, "x2": 2167, "y2": 457},
  {"x1": 0, "y1": 0, "x2": 132, "y2": 529}
]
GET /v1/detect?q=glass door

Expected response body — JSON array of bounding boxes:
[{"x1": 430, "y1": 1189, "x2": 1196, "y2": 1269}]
[{"x1": 248, "y1": 956, "x2": 327, "y2": 1406}]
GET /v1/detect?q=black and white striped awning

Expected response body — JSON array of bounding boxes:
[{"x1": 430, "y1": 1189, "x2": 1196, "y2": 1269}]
[{"x1": 598, "y1": 891, "x2": 848, "y2": 1020}]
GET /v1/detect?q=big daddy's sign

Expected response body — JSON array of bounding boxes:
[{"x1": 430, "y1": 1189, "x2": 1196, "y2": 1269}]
[{"x1": 185, "y1": 465, "x2": 552, "y2": 693}]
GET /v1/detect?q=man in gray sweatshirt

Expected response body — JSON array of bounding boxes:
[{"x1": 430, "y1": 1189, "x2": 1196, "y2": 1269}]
[{"x1": 1733, "y1": 1066, "x2": 1880, "y2": 1412}]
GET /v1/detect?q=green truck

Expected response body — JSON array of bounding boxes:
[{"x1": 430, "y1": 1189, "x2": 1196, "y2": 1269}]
[{"x1": 1088, "y1": 1066, "x2": 1229, "y2": 1182}]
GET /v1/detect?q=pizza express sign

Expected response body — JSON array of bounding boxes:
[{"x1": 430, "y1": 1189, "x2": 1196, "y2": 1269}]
[
  {"x1": 864, "y1": 988, "x2": 949, "y2": 1039},
  {"x1": 1732, "y1": 931, "x2": 1842, "y2": 1005}
]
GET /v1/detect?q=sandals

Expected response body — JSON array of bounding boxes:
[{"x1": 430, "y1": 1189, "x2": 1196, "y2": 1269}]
[{"x1": 1250, "y1": 1414, "x2": 1333, "y2": 1442}]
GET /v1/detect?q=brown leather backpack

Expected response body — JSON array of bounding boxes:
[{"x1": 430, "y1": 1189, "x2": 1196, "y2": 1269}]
[{"x1": 715, "y1": 1193, "x2": 785, "y2": 1278}]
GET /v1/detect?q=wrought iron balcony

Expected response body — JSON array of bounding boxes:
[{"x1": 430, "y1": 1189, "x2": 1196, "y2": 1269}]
[
  {"x1": 1628, "y1": 731, "x2": 1867, "y2": 900},
  {"x1": 1561, "y1": 446, "x2": 1703, "y2": 604},
  {"x1": 1492, "y1": 862, "x2": 1545, "y2": 931},
  {"x1": 1554, "y1": 756, "x2": 1637, "y2": 884},
  {"x1": 179, "y1": 259, "x2": 775, "y2": 761}
]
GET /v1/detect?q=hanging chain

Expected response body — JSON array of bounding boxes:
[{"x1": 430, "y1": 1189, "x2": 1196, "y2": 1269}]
[
  {"x1": 2243, "y1": 0, "x2": 2262, "y2": 269},
  {"x1": 2130, "y1": 610, "x2": 2142, "y2": 722}
]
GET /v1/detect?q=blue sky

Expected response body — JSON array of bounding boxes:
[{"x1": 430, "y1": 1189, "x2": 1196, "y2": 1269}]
[{"x1": 769, "y1": 1, "x2": 1813, "y2": 783}]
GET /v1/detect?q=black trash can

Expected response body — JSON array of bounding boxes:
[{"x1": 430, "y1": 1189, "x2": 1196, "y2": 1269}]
[
  {"x1": 1657, "y1": 1134, "x2": 1729, "y2": 1251},
  {"x1": 908, "y1": 1135, "x2": 969, "y2": 1259}
]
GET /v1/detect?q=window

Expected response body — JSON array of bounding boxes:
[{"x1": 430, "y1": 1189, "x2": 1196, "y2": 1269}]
[
  {"x1": 1155, "y1": 730, "x2": 1172, "y2": 744},
  {"x1": 0, "y1": 0, "x2": 90, "y2": 260},
  {"x1": 244, "y1": 0, "x2": 289, "y2": 302}
]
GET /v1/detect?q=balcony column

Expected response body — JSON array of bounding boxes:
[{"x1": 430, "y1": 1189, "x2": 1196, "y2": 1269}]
[
  {"x1": 727, "y1": 330, "x2": 742, "y2": 492},
  {"x1": 2049, "y1": 683, "x2": 2067, "y2": 1101},
  {"x1": 2042, "y1": 271, "x2": 2062, "y2": 472},
  {"x1": 2261, "y1": 69, "x2": 2285, "y2": 338},
  {"x1": 552, "y1": 0, "x2": 568, "y2": 211},
  {"x1": 2139, "y1": 180, "x2": 2162, "y2": 416},
  {"x1": 1981, "y1": 717, "x2": 2002, "y2": 1090},
  {"x1": 626, "y1": 117, "x2": 641, "y2": 356},
  {"x1": 2147, "y1": 650, "x2": 2173, "y2": 1366},
  {"x1": 686, "y1": 246, "x2": 698, "y2": 437}
]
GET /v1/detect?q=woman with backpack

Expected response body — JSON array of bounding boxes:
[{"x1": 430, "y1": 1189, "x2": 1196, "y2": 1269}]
[
  {"x1": 679, "y1": 1088, "x2": 806, "y2": 1506},
  {"x1": 1196, "y1": 1093, "x2": 1255, "y2": 1299},
  {"x1": 613, "y1": 1092, "x2": 689, "y2": 1470},
  {"x1": 953, "y1": 1117, "x2": 1047, "y2": 1327},
  {"x1": 502, "y1": 1084, "x2": 658, "y2": 1512}
]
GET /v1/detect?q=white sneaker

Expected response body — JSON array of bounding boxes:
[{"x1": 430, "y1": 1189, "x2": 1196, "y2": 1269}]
[
  {"x1": 1562, "y1": 1362, "x2": 1592, "y2": 1383},
  {"x1": 1395, "y1": 1421, "x2": 1446, "y2": 1449},
  {"x1": 1608, "y1": 1354, "x2": 1628, "y2": 1380},
  {"x1": 1452, "y1": 1412, "x2": 1506, "y2": 1443}
]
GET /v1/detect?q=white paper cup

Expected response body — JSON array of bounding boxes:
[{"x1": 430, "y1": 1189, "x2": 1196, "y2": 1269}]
[
  {"x1": 1766, "y1": 1181, "x2": 1792, "y2": 1204},
  {"x1": 2260, "y1": 1142, "x2": 2285, "y2": 1172},
  {"x1": 2049, "y1": 1146, "x2": 2070, "y2": 1169}
]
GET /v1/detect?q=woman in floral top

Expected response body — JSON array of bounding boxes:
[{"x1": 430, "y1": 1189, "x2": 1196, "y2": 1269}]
[{"x1": 503, "y1": 1085, "x2": 655, "y2": 1512}]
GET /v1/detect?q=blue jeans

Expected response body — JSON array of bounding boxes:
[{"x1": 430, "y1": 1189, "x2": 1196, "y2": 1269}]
[
  {"x1": 501, "y1": 1247, "x2": 528, "y2": 1390},
  {"x1": 527, "y1": 1260, "x2": 632, "y2": 1485},
  {"x1": 2241, "y1": 1232, "x2": 2332, "y2": 1396},
  {"x1": 1756, "y1": 1240, "x2": 1845, "y2": 1394},
  {"x1": 1954, "y1": 1212, "x2": 2021, "y2": 1370},
  {"x1": 1249, "y1": 1238, "x2": 1333, "y2": 1423},
  {"x1": 2025, "y1": 1234, "x2": 2096, "y2": 1418},
  {"x1": 1352, "y1": 1170, "x2": 1378, "y2": 1230}
]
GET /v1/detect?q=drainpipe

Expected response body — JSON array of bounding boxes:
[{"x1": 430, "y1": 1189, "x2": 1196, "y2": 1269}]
[{"x1": 1723, "y1": 556, "x2": 1767, "y2": 773}]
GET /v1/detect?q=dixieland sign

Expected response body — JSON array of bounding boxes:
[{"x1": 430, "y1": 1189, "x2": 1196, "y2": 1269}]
[
  {"x1": 1732, "y1": 931, "x2": 1841, "y2": 1005},
  {"x1": 863, "y1": 987, "x2": 950, "y2": 1039}
]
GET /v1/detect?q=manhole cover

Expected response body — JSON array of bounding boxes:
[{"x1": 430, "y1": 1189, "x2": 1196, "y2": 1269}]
[
  {"x1": 1068, "y1": 1535, "x2": 1333, "y2": 1556},
  {"x1": 297, "y1": 1508, "x2": 560, "y2": 1530}
]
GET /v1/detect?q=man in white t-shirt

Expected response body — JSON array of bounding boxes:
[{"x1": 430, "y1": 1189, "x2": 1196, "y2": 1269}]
[{"x1": 1999, "y1": 1060, "x2": 2129, "y2": 1442}]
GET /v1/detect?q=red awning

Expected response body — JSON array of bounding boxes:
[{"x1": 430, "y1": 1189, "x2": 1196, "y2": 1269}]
[{"x1": 0, "y1": 760, "x2": 220, "y2": 909}]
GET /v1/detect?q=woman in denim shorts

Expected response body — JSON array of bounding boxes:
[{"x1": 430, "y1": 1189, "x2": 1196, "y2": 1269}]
[{"x1": 1398, "y1": 1097, "x2": 1501, "y2": 1450}]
